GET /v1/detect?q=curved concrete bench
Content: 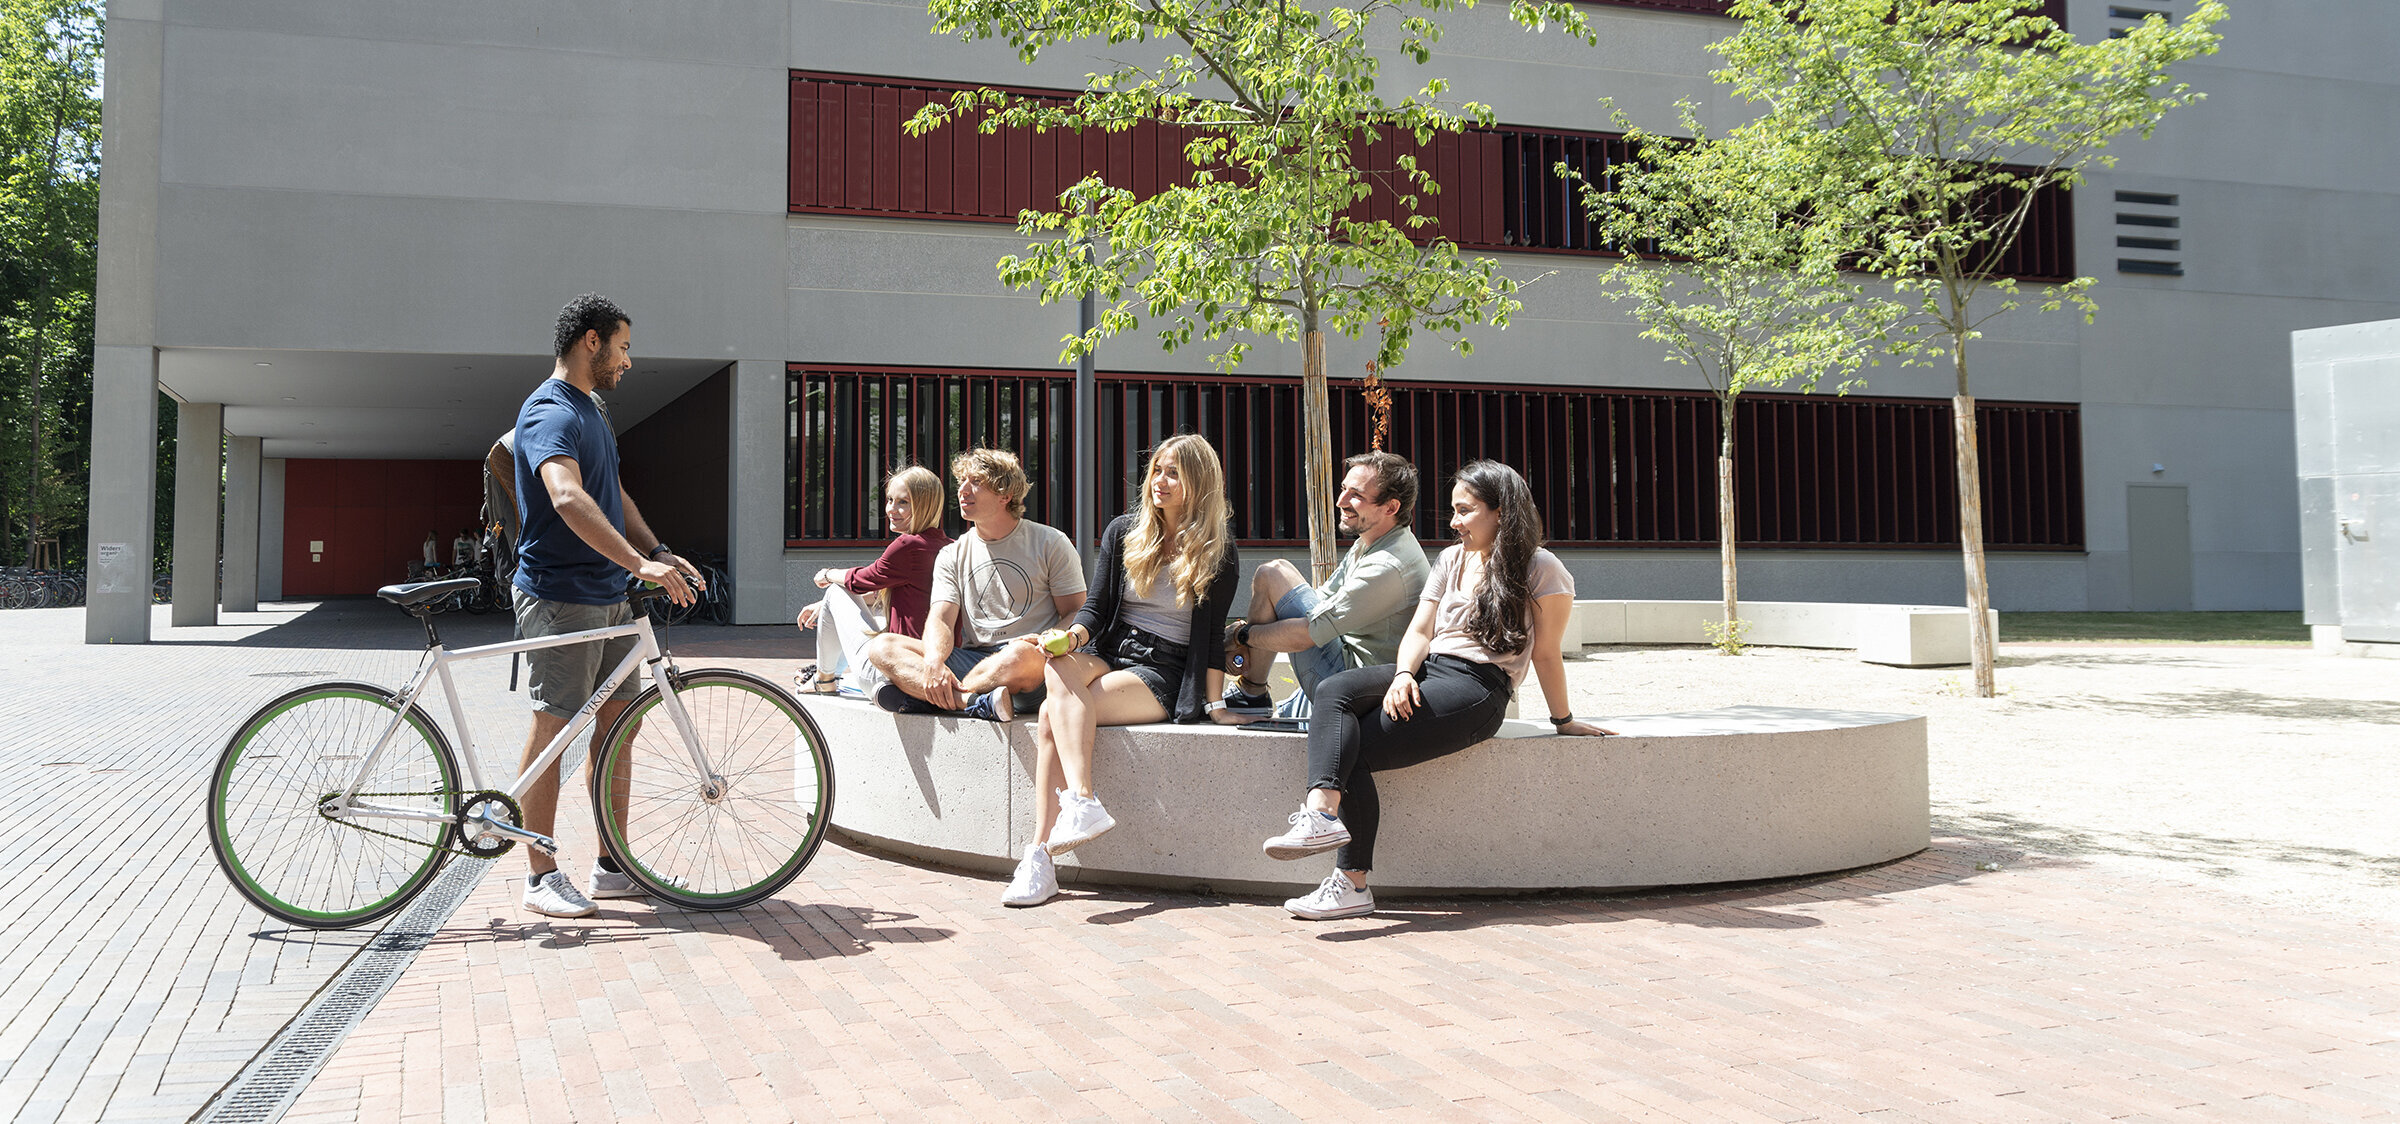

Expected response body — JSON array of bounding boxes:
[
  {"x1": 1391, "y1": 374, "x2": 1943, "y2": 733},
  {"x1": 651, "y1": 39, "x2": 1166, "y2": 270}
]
[
  {"x1": 801, "y1": 697, "x2": 1928, "y2": 896},
  {"x1": 1566, "y1": 600, "x2": 2001, "y2": 667}
]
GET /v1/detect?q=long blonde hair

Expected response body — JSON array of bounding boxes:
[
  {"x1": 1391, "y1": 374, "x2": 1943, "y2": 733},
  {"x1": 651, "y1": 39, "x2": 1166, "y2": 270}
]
[
  {"x1": 1122, "y1": 433, "x2": 1230, "y2": 608},
  {"x1": 888, "y1": 464, "x2": 944, "y2": 534}
]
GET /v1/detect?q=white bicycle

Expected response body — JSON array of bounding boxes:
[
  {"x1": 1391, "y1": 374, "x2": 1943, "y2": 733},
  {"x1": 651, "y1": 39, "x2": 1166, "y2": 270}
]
[{"x1": 205, "y1": 577, "x2": 833, "y2": 929}]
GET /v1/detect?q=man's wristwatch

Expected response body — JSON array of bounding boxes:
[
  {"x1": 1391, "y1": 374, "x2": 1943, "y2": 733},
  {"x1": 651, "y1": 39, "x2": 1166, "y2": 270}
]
[
  {"x1": 1235, "y1": 623, "x2": 1254, "y2": 648},
  {"x1": 647, "y1": 543, "x2": 673, "y2": 560}
]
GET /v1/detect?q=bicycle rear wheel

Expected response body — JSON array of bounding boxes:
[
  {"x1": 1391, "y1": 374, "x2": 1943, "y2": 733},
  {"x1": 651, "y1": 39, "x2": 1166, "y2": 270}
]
[
  {"x1": 593, "y1": 669, "x2": 833, "y2": 910},
  {"x1": 207, "y1": 682, "x2": 460, "y2": 929}
]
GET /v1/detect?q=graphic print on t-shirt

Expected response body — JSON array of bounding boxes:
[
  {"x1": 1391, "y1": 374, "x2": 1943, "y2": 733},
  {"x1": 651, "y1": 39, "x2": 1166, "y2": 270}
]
[{"x1": 962, "y1": 538, "x2": 1036, "y2": 637}]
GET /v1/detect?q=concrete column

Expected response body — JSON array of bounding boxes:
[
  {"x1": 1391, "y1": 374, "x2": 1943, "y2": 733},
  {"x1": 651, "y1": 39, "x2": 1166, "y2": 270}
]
[
  {"x1": 222, "y1": 436, "x2": 262, "y2": 613},
  {"x1": 171, "y1": 402, "x2": 224, "y2": 627},
  {"x1": 82, "y1": 346, "x2": 161, "y2": 644},
  {"x1": 726, "y1": 359, "x2": 787, "y2": 625},
  {"x1": 260, "y1": 457, "x2": 287, "y2": 602}
]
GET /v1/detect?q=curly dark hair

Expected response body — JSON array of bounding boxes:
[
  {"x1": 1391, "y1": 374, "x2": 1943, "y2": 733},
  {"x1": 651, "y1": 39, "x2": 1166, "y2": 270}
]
[
  {"x1": 553, "y1": 293, "x2": 630, "y2": 359},
  {"x1": 1455, "y1": 460, "x2": 1545, "y2": 656}
]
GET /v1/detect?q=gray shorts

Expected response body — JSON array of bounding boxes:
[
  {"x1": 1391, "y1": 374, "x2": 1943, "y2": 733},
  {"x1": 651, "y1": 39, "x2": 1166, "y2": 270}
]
[{"x1": 513, "y1": 588, "x2": 639, "y2": 719}]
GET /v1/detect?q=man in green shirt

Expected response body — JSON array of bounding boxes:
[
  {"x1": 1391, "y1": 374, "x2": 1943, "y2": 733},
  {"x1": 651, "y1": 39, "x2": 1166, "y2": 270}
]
[{"x1": 1223, "y1": 451, "x2": 1431, "y2": 718}]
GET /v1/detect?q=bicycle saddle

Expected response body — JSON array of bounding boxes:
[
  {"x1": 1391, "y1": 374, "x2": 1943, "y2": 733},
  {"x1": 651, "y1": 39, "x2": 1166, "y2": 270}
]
[{"x1": 376, "y1": 577, "x2": 482, "y2": 608}]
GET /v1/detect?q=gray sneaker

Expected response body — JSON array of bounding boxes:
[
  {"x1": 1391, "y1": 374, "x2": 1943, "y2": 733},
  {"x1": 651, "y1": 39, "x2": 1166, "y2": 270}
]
[
  {"x1": 589, "y1": 861, "x2": 645, "y2": 899},
  {"x1": 1285, "y1": 871, "x2": 1374, "y2": 920},
  {"x1": 523, "y1": 870, "x2": 598, "y2": 918},
  {"x1": 1262, "y1": 807, "x2": 1351, "y2": 860}
]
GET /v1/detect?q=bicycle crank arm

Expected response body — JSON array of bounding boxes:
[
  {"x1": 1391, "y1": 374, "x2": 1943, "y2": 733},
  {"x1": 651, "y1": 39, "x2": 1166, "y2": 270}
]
[{"x1": 469, "y1": 810, "x2": 559, "y2": 857}]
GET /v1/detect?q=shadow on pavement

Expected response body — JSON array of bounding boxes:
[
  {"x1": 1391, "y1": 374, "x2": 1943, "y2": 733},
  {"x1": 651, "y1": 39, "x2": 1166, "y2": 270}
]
[
  {"x1": 2002, "y1": 685, "x2": 2400, "y2": 725},
  {"x1": 439, "y1": 899, "x2": 955, "y2": 961},
  {"x1": 1937, "y1": 808, "x2": 2400, "y2": 880},
  {"x1": 151, "y1": 599, "x2": 515, "y2": 651}
]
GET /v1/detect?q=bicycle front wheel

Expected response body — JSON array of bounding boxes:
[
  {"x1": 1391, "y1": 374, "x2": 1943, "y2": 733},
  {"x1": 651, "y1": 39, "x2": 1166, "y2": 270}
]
[
  {"x1": 207, "y1": 683, "x2": 460, "y2": 929},
  {"x1": 594, "y1": 669, "x2": 833, "y2": 911}
]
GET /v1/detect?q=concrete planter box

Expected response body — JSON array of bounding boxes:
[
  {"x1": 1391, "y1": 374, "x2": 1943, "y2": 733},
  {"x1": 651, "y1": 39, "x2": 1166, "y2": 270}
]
[
  {"x1": 804, "y1": 697, "x2": 1928, "y2": 897},
  {"x1": 1566, "y1": 599, "x2": 2000, "y2": 667}
]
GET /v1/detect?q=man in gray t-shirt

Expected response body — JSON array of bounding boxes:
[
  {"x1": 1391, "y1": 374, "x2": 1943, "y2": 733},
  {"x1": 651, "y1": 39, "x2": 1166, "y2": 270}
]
[
  {"x1": 1224, "y1": 451, "x2": 1430, "y2": 718},
  {"x1": 864, "y1": 449, "x2": 1087, "y2": 720}
]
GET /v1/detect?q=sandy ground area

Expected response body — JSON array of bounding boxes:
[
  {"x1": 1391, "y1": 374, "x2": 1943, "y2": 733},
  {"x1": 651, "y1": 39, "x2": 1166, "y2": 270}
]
[{"x1": 1563, "y1": 641, "x2": 2400, "y2": 925}]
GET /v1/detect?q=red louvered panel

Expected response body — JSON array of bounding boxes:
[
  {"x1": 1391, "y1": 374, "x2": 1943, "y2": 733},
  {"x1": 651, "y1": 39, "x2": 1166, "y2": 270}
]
[
  {"x1": 1027, "y1": 126, "x2": 1057, "y2": 213},
  {"x1": 816, "y1": 83, "x2": 845, "y2": 208},
  {"x1": 1005, "y1": 121, "x2": 1034, "y2": 217},
  {"x1": 1432, "y1": 129, "x2": 1462, "y2": 240},
  {"x1": 872, "y1": 85, "x2": 901, "y2": 213},
  {"x1": 978, "y1": 121, "x2": 1006, "y2": 216},
  {"x1": 844, "y1": 84, "x2": 875, "y2": 209},
  {"x1": 898, "y1": 87, "x2": 929, "y2": 214},
  {"x1": 790, "y1": 80, "x2": 819, "y2": 208}
]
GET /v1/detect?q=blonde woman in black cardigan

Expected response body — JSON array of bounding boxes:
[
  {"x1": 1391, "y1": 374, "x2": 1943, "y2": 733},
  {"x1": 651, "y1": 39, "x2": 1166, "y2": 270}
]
[{"x1": 1002, "y1": 434, "x2": 1250, "y2": 907}]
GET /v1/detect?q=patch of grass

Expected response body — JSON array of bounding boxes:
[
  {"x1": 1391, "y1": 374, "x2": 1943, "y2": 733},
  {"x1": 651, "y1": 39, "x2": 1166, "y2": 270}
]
[{"x1": 1999, "y1": 611, "x2": 2308, "y2": 645}]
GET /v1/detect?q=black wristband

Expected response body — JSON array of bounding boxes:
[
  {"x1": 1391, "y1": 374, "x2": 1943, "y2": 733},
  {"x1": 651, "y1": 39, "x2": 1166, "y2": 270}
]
[
  {"x1": 648, "y1": 543, "x2": 672, "y2": 560},
  {"x1": 1550, "y1": 714, "x2": 1574, "y2": 728},
  {"x1": 1236, "y1": 623, "x2": 1253, "y2": 647}
]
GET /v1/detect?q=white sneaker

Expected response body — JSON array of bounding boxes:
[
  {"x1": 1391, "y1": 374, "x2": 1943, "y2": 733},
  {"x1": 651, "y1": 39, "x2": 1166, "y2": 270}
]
[
  {"x1": 1285, "y1": 871, "x2": 1374, "y2": 920},
  {"x1": 523, "y1": 870, "x2": 598, "y2": 918},
  {"x1": 588, "y1": 861, "x2": 645, "y2": 899},
  {"x1": 1044, "y1": 790, "x2": 1117, "y2": 856},
  {"x1": 1000, "y1": 844, "x2": 1058, "y2": 907},
  {"x1": 1262, "y1": 807, "x2": 1350, "y2": 860}
]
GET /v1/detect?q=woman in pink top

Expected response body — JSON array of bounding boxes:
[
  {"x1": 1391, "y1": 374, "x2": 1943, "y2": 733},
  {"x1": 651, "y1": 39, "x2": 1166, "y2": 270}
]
[
  {"x1": 796, "y1": 465, "x2": 950, "y2": 693},
  {"x1": 1257, "y1": 460, "x2": 1615, "y2": 920}
]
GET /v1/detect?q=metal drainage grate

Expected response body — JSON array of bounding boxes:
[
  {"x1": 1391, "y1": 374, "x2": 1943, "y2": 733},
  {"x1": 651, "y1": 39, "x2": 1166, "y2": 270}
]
[{"x1": 193, "y1": 856, "x2": 494, "y2": 1123}]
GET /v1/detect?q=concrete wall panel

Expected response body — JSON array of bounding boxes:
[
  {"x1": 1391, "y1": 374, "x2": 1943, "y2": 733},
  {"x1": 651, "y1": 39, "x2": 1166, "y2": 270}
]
[
  {"x1": 168, "y1": 0, "x2": 789, "y2": 66},
  {"x1": 160, "y1": 26, "x2": 785, "y2": 214},
  {"x1": 153, "y1": 185, "x2": 786, "y2": 360}
]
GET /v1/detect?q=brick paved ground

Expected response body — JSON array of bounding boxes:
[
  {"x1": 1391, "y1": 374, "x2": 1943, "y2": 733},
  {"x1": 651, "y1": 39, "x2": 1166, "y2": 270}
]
[
  {"x1": 284, "y1": 832, "x2": 2399, "y2": 1123},
  {"x1": 0, "y1": 603, "x2": 528, "y2": 1124},
  {"x1": 5, "y1": 606, "x2": 2396, "y2": 1122}
]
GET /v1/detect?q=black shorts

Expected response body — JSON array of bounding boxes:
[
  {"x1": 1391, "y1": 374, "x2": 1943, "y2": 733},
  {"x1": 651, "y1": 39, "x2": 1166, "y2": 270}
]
[{"x1": 1090, "y1": 623, "x2": 1187, "y2": 715}]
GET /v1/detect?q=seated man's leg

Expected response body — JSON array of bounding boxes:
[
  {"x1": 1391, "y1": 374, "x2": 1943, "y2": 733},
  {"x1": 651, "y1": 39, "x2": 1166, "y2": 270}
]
[
  {"x1": 955, "y1": 641, "x2": 1048, "y2": 709},
  {"x1": 863, "y1": 632, "x2": 943, "y2": 705},
  {"x1": 1273, "y1": 584, "x2": 1348, "y2": 719},
  {"x1": 1234, "y1": 559, "x2": 1313, "y2": 694}
]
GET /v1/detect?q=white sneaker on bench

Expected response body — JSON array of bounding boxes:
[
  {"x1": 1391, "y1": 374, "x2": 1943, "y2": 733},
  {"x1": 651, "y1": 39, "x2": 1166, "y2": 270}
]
[
  {"x1": 1262, "y1": 807, "x2": 1350, "y2": 859},
  {"x1": 1286, "y1": 871, "x2": 1374, "y2": 920},
  {"x1": 1045, "y1": 790, "x2": 1116, "y2": 856}
]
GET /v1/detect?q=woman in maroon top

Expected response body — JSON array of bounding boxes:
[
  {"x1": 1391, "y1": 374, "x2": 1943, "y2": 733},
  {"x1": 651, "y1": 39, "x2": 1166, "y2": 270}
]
[{"x1": 796, "y1": 465, "x2": 950, "y2": 693}]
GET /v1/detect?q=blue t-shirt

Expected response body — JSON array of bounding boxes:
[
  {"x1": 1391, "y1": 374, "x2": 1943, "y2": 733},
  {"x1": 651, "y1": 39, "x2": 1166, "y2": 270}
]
[{"x1": 512, "y1": 378, "x2": 626, "y2": 605}]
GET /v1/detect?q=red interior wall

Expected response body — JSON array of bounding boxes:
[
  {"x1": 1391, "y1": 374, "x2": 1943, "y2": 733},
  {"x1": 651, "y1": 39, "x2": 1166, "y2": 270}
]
[{"x1": 282, "y1": 459, "x2": 485, "y2": 598}]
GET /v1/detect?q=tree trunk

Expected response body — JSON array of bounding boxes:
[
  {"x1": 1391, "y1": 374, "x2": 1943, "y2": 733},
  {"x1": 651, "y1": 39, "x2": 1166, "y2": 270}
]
[
  {"x1": 1953, "y1": 392, "x2": 1995, "y2": 697},
  {"x1": 1718, "y1": 396, "x2": 1738, "y2": 638},
  {"x1": 1300, "y1": 328, "x2": 1338, "y2": 583}
]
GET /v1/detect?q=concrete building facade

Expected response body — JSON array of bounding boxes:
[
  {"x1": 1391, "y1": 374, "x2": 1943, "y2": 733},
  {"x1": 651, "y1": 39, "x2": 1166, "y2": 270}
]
[{"x1": 88, "y1": 0, "x2": 2400, "y2": 641}]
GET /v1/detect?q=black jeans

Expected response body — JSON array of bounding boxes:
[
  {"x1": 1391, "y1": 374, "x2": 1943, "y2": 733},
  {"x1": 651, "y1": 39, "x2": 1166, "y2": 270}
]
[{"x1": 1307, "y1": 653, "x2": 1512, "y2": 872}]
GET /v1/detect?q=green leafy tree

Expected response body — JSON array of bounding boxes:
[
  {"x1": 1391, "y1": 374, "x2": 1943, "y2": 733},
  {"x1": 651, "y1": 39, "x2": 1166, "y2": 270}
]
[
  {"x1": 1717, "y1": 0, "x2": 2226, "y2": 695},
  {"x1": 911, "y1": 0, "x2": 1591, "y2": 579},
  {"x1": 0, "y1": 0, "x2": 101, "y2": 568},
  {"x1": 1577, "y1": 111, "x2": 1905, "y2": 646}
]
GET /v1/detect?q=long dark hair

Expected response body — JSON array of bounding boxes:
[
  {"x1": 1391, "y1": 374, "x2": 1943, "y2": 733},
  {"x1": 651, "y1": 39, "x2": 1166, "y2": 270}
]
[{"x1": 1457, "y1": 460, "x2": 1544, "y2": 656}]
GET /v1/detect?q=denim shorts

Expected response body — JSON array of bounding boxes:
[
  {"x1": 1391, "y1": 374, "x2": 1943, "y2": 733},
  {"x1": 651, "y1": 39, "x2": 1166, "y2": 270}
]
[
  {"x1": 513, "y1": 589, "x2": 639, "y2": 719},
  {"x1": 946, "y1": 642, "x2": 1046, "y2": 710},
  {"x1": 1275, "y1": 585, "x2": 1350, "y2": 696}
]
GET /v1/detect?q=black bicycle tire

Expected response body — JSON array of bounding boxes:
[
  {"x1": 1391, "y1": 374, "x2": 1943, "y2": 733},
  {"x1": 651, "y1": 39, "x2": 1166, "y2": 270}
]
[
  {"x1": 206, "y1": 681, "x2": 460, "y2": 929},
  {"x1": 591, "y1": 668, "x2": 833, "y2": 911}
]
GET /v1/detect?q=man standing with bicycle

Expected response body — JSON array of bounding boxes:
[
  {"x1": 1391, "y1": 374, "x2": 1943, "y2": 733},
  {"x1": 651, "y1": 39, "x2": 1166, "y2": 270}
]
[{"x1": 511, "y1": 293, "x2": 701, "y2": 918}]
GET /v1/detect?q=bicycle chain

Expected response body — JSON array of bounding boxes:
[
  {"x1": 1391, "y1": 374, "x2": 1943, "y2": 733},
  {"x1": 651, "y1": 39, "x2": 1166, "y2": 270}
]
[{"x1": 318, "y1": 790, "x2": 514, "y2": 859}]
